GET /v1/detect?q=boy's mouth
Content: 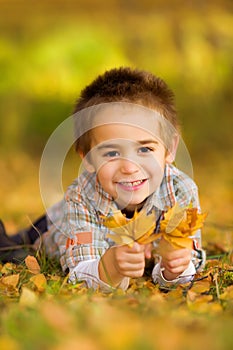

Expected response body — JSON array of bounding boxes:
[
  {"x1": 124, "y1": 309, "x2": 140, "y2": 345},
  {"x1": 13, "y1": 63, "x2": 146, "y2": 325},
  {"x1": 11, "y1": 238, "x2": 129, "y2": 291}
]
[{"x1": 117, "y1": 179, "x2": 147, "y2": 188}]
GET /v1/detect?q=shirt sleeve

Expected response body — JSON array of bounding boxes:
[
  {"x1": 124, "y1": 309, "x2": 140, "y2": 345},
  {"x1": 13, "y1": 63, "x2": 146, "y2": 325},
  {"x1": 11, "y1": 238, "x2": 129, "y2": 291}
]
[
  {"x1": 152, "y1": 170, "x2": 206, "y2": 287},
  {"x1": 54, "y1": 198, "x2": 110, "y2": 272},
  {"x1": 69, "y1": 259, "x2": 130, "y2": 292},
  {"x1": 173, "y1": 171, "x2": 205, "y2": 262},
  {"x1": 152, "y1": 260, "x2": 196, "y2": 286}
]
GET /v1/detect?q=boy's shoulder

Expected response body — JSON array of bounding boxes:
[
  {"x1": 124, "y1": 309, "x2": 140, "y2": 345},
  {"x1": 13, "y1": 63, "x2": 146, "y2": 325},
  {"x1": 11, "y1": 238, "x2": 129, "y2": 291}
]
[
  {"x1": 166, "y1": 164, "x2": 197, "y2": 189},
  {"x1": 159, "y1": 164, "x2": 199, "y2": 208},
  {"x1": 65, "y1": 170, "x2": 97, "y2": 202}
]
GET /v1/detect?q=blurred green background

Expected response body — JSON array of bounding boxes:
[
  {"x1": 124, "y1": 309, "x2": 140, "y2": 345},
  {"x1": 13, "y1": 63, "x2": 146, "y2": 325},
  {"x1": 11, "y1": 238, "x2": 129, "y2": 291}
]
[{"x1": 0, "y1": 0, "x2": 232, "y2": 228}]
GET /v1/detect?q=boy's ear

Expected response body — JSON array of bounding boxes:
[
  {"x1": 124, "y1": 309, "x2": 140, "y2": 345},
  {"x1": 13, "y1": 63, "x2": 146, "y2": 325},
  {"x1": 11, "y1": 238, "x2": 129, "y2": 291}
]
[
  {"x1": 79, "y1": 151, "x2": 95, "y2": 173},
  {"x1": 165, "y1": 134, "x2": 179, "y2": 164}
]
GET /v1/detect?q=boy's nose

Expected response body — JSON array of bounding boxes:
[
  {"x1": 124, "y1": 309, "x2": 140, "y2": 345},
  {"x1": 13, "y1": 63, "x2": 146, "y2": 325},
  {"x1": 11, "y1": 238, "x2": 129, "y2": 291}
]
[{"x1": 120, "y1": 159, "x2": 139, "y2": 174}]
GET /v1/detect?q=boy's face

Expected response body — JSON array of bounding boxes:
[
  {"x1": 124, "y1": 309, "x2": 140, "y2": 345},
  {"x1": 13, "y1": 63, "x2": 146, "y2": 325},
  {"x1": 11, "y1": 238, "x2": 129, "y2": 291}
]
[{"x1": 81, "y1": 106, "x2": 176, "y2": 211}]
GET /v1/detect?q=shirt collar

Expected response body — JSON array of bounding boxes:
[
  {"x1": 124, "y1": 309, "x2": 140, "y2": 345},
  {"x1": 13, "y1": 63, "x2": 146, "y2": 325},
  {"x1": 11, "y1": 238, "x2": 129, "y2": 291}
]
[
  {"x1": 144, "y1": 164, "x2": 174, "y2": 213},
  {"x1": 85, "y1": 164, "x2": 173, "y2": 216},
  {"x1": 90, "y1": 175, "x2": 117, "y2": 216}
]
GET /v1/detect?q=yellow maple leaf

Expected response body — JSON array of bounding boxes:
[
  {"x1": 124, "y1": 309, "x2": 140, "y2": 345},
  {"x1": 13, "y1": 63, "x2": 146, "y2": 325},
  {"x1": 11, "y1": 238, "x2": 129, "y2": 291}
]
[
  {"x1": 159, "y1": 203, "x2": 207, "y2": 249},
  {"x1": 102, "y1": 208, "x2": 158, "y2": 246}
]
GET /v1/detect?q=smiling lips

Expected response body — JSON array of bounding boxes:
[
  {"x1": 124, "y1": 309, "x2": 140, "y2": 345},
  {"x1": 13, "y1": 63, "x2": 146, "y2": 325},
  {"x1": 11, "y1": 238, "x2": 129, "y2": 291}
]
[{"x1": 117, "y1": 179, "x2": 147, "y2": 190}]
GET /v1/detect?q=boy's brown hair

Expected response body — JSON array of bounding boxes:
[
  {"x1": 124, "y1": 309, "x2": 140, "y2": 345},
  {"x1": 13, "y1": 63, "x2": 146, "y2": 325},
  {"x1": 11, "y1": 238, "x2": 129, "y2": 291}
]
[{"x1": 73, "y1": 67, "x2": 178, "y2": 155}]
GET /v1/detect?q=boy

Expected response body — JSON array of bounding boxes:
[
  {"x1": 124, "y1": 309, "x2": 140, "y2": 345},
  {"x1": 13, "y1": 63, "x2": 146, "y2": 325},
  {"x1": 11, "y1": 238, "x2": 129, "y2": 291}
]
[{"x1": 0, "y1": 67, "x2": 205, "y2": 291}]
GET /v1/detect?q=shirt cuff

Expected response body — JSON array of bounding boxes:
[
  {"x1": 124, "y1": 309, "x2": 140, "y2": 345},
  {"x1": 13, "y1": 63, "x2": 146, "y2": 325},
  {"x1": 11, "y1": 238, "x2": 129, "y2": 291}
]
[
  {"x1": 152, "y1": 260, "x2": 196, "y2": 286},
  {"x1": 68, "y1": 259, "x2": 129, "y2": 293}
]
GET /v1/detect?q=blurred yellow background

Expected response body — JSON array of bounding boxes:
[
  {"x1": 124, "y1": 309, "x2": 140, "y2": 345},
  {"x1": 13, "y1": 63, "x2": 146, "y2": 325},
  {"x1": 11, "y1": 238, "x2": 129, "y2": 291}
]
[{"x1": 0, "y1": 0, "x2": 232, "y2": 247}]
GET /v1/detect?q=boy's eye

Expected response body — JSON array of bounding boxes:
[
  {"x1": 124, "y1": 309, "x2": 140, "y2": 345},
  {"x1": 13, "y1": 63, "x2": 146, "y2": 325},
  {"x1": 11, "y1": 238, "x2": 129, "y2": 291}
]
[
  {"x1": 138, "y1": 146, "x2": 153, "y2": 153},
  {"x1": 103, "y1": 150, "x2": 120, "y2": 158}
]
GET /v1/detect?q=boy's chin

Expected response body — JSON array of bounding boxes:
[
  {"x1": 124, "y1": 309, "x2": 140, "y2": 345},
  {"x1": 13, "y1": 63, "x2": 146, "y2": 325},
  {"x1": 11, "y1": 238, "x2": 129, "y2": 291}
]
[{"x1": 115, "y1": 198, "x2": 147, "y2": 212}]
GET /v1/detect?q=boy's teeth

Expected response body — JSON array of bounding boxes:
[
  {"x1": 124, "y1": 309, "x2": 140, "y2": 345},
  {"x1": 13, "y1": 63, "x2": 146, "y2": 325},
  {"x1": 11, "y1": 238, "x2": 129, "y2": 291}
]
[{"x1": 120, "y1": 180, "x2": 143, "y2": 187}]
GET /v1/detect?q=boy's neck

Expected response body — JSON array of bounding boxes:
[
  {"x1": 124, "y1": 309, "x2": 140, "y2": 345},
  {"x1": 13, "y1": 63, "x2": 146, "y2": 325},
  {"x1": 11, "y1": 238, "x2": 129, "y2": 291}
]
[
  {"x1": 121, "y1": 202, "x2": 145, "y2": 219},
  {"x1": 121, "y1": 208, "x2": 135, "y2": 219}
]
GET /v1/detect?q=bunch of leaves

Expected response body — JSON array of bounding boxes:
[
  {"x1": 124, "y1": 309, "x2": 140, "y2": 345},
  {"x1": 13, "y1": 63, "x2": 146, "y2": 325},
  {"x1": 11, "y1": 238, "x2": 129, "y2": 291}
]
[
  {"x1": 102, "y1": 208, "x2": 156, "y2": 246},
  {"x1": 102, "y1": 203, "x2": 207, "y2": 250},
  {"x1": 159, "y1": 204, "x2": 207, "y2": 249}
]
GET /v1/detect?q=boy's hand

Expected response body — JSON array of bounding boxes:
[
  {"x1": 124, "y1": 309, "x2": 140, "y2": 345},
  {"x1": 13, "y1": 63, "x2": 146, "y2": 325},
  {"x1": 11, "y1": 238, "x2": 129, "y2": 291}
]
[
  {"x1": 158, "y1": 236, "x2": 192, "y2": 281},
  {"x1": 99, "y1": 242, "x2": 151, "y2": 287}
]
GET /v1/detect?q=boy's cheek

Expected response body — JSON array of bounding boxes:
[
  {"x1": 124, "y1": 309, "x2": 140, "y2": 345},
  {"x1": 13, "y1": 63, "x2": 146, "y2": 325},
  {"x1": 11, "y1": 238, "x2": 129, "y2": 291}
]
[
  {"x1": 79, "y1": 151, "x2": 96, "y2": 173},
  {"x1": 81, "y1": 157, "x2": 96, "y2": 173},
  {"x1": 86, "y1": 153, "x2": 105, "y2": 172}
]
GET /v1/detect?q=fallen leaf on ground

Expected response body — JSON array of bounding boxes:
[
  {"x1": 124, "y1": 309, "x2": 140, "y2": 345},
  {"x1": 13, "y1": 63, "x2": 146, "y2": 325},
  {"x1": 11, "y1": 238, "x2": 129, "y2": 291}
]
[
  {"x1": 25, "y1": 255, "x2": 41, "y2": 274},
  {"x1": 1, "y1": 262, "x2": 15, "y2": 275},
  {"x1": 1, "y1": 274, "x2": 19, "y2": 289},
  {"x1": 30, "y1": 273, "x2": 47, "y2": 292},
  {"x1": 190, "y1": 279, "x2": 211, "y2": 294}
]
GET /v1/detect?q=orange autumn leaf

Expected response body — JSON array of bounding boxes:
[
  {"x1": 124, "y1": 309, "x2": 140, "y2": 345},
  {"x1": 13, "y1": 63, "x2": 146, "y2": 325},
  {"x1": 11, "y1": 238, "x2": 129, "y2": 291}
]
[
  {"x1": 25, "y1": 255, "x2": 41, "y2": 274},
  {"x1": 1, "y1": 274, "x2": 19, "y2": 289},
  {"x1": 159, "y1": 203, "x2": 207, "y2": 249},
  {"x1": 190, "y1": 279, "x2": 211, "y2": 294},
  {"x1": 102, "y1": 208, "x2": 158, "y2": 246},
  {"x1": 30, "y1": 273, "x2": 47, "y2": 292}
]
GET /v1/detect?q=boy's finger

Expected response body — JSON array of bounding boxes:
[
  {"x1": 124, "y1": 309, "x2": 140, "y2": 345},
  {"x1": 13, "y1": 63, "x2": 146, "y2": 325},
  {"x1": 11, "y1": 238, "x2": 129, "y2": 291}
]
[
  {"x1": 144, "y1": 244, "x2": 152, "y2": 259},
  {"x1": 130, "y1": 241, "x2": 146, "y2": 252},
  {"x1": 161, "y1": 247, "x2": 191, "y2": 260}
]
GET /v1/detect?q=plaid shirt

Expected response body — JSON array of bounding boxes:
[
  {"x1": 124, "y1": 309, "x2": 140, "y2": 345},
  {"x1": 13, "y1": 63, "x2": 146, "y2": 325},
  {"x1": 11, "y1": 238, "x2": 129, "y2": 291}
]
[{"x1": 42, "y1": 164, "x2": 201, "y2": 273}]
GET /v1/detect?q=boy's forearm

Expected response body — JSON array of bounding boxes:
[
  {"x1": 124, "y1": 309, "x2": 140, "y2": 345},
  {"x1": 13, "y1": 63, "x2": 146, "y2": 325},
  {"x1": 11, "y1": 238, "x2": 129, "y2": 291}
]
[{"x1": 98, "y1": 248, "x2": 125, "y2": 287}]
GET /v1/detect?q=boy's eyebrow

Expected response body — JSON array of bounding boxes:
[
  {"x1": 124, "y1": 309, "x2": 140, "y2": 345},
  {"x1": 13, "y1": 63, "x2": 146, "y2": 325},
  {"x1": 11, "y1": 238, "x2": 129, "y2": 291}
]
[
  {"x1": 137, "y1": 140, "x2": 159, "y2": 145},
  {"x1": 96, "y1": 139, "x2": 159, "y2": 150},
  {"x1": 96, "y1": 143, "x2": 121, "y2": 150}
]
